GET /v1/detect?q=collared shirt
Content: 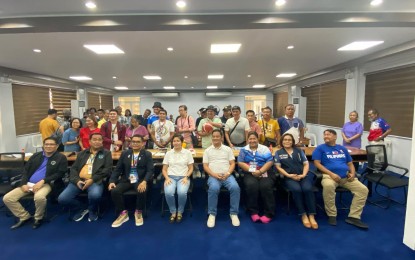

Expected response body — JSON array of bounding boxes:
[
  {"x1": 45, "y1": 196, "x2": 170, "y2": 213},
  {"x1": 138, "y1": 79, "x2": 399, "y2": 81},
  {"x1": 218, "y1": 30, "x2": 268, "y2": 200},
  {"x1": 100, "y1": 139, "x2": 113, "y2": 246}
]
[
  {"x1": 312, "y1": 144, "x2": 352, "y2": 178},
  {"x1": 368, "y1": 117, "x2": 390, "y2": 141},
  {"x1": 98, "y1": 118, "x2": 107, "y2": 128},
  {"x1": 197, "y1": 117, "x2": 222, "y2": 148},
  {"x1": 29, "y1": 152, "x2": 48, "y2": 183},
  {"x1": 278, "y1": 116, "x2": 304, "y2": 140},
  {"x1": 275, "y1": 147, "x2": 308, "y2": 174},
  {"x1": 249, "y1": 121, "x2": 262, "y2": 136},
  {"x1": 203, "y1": 144, "x2": 234, "y2": 174},
  {"x1": 225, "y1": 117, "x2": 250, "y2": 145},
  {"x1": 258, "y1": 118, "x2": 280, "y2": 144},
  {"x1": 238, "y1": 144, "x2": 273, "y2": 167},
  {"x1": 118, "y1": 115, "x2": 128, "y2": 126},
  {"x1": 163, "y1": 149, "x2": 194, "y2": 177}
]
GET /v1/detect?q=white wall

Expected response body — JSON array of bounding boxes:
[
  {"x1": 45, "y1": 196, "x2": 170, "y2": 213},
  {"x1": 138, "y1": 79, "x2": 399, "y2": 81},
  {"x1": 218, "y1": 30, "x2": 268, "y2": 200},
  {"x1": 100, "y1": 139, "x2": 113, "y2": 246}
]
[{"x1": 0, "y1": 81, "x2": 18, "y2": 152}]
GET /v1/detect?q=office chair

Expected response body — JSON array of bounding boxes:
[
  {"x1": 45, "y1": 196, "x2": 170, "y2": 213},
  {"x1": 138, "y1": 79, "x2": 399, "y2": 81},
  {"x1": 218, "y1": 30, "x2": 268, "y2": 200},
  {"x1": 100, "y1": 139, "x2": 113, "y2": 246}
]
[
  {"x1": 362, "y1": 145, "x2": 409, "y2": 209},
  {"x1": 304, "y1": 133, "x2": 317, "y2": 147},
  {"x1": 0, "y1": 152, "x2": 25, "y2": 212},
  {"x1": 159, "y1": 175, "x2": 193, "y2": 217}
]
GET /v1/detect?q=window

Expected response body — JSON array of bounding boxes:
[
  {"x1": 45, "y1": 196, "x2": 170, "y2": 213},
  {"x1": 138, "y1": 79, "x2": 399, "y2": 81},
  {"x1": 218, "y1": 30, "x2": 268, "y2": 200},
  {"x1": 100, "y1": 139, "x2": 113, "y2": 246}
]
[
  {"x1": 118, "y1": 96, "x2": 141, "y2": 115},
  {"x1": 273, "y1": 92, "x2": 288, "y2": 118},
  {"x1": 87, "y1": 92, "x2": 100, "y2": 110},
  {"x1": 87, "y1": 92, "x2": 114, "y2": 110},
  {"x1": 100, "y1": 94, "x2": 114, "y2": 110},
  {"x1": 12, "y1": 84, "x2": 76, "y2": 135},
  {"x1": 245, "y1": 95, "x2": 266, "y2": 117},
  {"x1": 364, "y1": 65, "x2": 415, "y2": 138},
  {"x1": 301, "y1": 80, "x2": 346, "y2": 127}
]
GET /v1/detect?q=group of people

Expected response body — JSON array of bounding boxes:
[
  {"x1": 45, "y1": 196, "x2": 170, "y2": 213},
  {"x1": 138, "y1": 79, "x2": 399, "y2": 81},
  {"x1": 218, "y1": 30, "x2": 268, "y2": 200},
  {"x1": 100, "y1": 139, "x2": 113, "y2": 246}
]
[{"x1": 4, "y1": 102, "x2": 392, "y2": 231}]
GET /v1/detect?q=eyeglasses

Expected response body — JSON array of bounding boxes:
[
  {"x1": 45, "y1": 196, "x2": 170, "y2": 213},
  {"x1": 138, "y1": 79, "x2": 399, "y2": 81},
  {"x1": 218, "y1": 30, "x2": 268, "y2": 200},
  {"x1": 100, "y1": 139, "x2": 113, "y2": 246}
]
[
  {"x1": 44, "y1": 143, "x2": 57, "y2": 147},
  {"x1": 131, "y1": 141, "x2": 141, "y2": 144}
]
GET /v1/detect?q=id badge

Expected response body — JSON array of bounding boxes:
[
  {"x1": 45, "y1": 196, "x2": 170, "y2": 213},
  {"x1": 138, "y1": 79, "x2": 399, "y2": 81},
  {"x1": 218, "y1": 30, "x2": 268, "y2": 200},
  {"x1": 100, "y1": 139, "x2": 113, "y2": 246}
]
[
  {"x1": 87, "y1": 165, "x2": 93, "y2": 175},
  {"x1": 249, "y1": 161, "x2": 257, "y2": 173},
  {"x1": 261, "y1": 172, "x2": 268, "y2": 178},
  {"x1": 129, "y1": 169, "x2": 138, "y2": 184}
]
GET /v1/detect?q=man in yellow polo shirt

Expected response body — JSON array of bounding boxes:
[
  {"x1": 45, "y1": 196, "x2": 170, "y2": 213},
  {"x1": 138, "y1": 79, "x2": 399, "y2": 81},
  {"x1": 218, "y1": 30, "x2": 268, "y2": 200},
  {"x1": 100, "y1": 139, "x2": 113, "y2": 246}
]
[
  {"x1": 39, "y1": 109, "x2": 60, "y2": 141},
  {"x1": 258, "y1": 106, "x2": 280, "y2": 147}
]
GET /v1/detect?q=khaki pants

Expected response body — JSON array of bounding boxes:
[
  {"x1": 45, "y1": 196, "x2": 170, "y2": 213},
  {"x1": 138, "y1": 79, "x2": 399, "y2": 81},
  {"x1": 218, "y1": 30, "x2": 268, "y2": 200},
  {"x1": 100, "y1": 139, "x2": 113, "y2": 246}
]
[
  {"x1": 3, "y1": 184, "x2": 51, "y2": 221},
  {"x1": 321, "y1": 175, "x2": 368, "y2": 219}
]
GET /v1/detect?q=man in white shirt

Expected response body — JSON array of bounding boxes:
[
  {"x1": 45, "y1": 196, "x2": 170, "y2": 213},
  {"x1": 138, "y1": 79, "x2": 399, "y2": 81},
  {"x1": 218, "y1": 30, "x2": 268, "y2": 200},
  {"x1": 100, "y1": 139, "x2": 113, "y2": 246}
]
[
  {"x1": 203, "y1": 129, "x2": 240, "y2": 228},
  {"x1": 151, "y1": 109, "x2": 175, "y2": 149},
  {"x1": 225, "y1": 106, "x2": 250, "y2": 148}
]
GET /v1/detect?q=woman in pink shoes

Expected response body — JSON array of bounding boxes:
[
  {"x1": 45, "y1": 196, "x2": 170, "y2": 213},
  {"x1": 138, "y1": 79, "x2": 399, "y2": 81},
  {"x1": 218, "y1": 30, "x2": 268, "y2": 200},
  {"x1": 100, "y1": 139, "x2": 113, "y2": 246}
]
[
  {"x1": 237, "y1": 131, "x2": 275, "y2": 223},
  {"x1": 274, "y1": 133, "x2": 318, "y2": 229}
]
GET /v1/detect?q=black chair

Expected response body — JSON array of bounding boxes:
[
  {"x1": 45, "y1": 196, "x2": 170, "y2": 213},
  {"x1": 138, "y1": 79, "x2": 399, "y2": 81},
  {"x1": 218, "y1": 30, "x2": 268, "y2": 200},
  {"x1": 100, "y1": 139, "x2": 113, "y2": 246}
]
[
  {"x1": 362, "y1": 145, "x2": 409, "y2": 209},
  {"x1": 0, "y1": 152, "x2": 25, "y2": 211},
  {"x1": 160, "y1": 175, "x2": 193, "y2": 217}
]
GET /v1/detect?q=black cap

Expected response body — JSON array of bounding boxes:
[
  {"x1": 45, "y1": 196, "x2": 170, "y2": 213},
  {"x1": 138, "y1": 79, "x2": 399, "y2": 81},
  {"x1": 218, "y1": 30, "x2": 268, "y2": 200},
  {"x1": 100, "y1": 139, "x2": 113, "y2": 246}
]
[
  {"x1": 206, "y1": 105, "x2": 216, "y2": 112},
  {"x1": 199, "y1": 107, "x2": 206, "y2": 113},
  {"x1": 152, "y1": 102, "x2": 162, "y2": 108},
  {"x1": 223, "y1": 105, "x2": 232, "y2": 111}
]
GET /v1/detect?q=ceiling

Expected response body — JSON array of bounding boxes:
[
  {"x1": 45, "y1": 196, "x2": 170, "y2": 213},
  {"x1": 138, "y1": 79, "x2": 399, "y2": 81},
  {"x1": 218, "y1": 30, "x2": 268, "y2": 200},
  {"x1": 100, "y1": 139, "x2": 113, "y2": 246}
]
[{"x1": 0, "y1": 0, "x2": 414, "y2": 92}]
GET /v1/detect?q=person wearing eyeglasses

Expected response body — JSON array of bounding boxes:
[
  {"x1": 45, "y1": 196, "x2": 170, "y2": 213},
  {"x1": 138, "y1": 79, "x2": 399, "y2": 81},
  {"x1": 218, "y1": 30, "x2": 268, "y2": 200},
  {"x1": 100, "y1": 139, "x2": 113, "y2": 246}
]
[
  {"x1": 109, "y1": 135, "x2": 154, "y2": 228},
  {"x1": 3, "y1": 137, "x2": 67, "y2": 229}
]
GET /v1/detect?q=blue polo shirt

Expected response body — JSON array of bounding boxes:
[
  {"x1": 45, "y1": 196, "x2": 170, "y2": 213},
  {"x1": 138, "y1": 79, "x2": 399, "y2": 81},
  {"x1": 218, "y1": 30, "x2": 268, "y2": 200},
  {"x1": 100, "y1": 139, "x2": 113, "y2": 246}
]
[
  {"x1": 147, "y1": 114, "x2": 159, "y2": 127},
  {"x1": 274, "y1": 147, "x2": 308, "y2": 174},
  {"x1": 312, "y1": 144, "x2": 352, "y2": 178},
  {"x1": 238, "y1": 144, "x2": 273, "y2": 167},
  {"x1": 29, "y1": 153, "x2": 48, "y2": 183}
]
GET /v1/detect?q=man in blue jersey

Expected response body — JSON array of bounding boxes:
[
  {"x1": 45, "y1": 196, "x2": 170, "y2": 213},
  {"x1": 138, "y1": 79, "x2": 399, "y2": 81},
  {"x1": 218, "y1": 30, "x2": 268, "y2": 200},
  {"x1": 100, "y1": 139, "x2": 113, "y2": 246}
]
[{"x1": 312, "y1": 129, "x2": 369, "y2": 229}]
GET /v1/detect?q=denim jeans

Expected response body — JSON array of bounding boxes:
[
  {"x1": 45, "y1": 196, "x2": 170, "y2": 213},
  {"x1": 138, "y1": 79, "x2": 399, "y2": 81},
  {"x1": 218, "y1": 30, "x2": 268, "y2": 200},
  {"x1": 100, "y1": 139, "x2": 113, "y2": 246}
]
[
  {"x1": 207, "y1": 175, "x2": 240, "y2": 216},
  {"x1": 284, "y1": 173, "x2": 316, "y2": 215},
  {"x1": 164, "y1": 175, "x2": 190, "y2": 214},
  {"x1": 58, "y1": 182, "x2": 104, "y2": 213}
]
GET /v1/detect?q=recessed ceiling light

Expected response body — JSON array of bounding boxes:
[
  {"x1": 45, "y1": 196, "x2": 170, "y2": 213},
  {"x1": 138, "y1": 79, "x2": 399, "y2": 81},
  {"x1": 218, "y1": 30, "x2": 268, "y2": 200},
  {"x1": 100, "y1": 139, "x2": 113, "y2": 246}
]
[
  {"x1": 163, "y1": 86, "x2": 175, "y2": 90},
  {"x1": 210, "y1": 44, "x2": 241, "y2": 54},
  {"x1": 338, "y1": 41, "x2": 384, "y2": 51},
  {"x1": 0, "y1": 23, "x2": 32, "y2": 28},
  {"x1": 33, "y1": 49, "x2": 41, "y2": 53},
  {"x1": 80, "y1": 20, "x2": 122, "y2": 26},
  {"x1": 208, "y1": 74, "x2": 224, "y2": 79},
  {"x1": 184, "y1": 76, "x2": 188, "y2": 79},
  {"x1": 167, "y1": 47, "x2": 174, "y2": 52},
  {"x1": 191, "y1": 86, "x2": 194, "y2": 89},
  {"x1": 112, "y1": 76, "x2": 117, "y2": 79},
  {"x1": 287, "y1": 45, "x2": 294, "y2": 49},
  {"x1": 85, "y1": 1, "x2": 97, "y2": 9},
  {"x1": 370, "y1": 0, "x2": 382, "y2": 6},
  {"x1": 143, "y1": 87, "x2": 147, "y2": 89},
  {"x1": 83, "y1": 44, "x2": 124, "y2": 54},
  {"x1": 275, "y1": 0, "x2": 286, "y2": 7},
  {"x1": 253, "y1": 17, "x2": 294, "y2": 24},
  {"x1": 207, "y1": 86, "x2": 218, "y2": 89},
  {"x1": 233, "y1": 86, "x2": 236, "y2": 88},
  {"x1": 253, "y1": 84, "x2": 266, "y2": 88},
  {"x1": 114, "y1": 86, "x2": 128, "y2": 90},
  {"x1": 143, "y1": 75, "x2": 162, "y2": 80},
  {"x1": 176, "y1": 1, "x2": 187, "y2": 8},
  {"x1": 339, "y1": 17, "x2": 378, "y2": 23},
  {"x1": 164, "y1": 19, "x2": 203, "y2": 26},
  {"x1": 247, "y1": 75, "x2": 251, "y2": 78},
  {"x1": 276, "y1": 73, "x2": 297, "y2": 78},
  {"x1": 69, "y1": 76, "x2": 92, "y2": 81}
]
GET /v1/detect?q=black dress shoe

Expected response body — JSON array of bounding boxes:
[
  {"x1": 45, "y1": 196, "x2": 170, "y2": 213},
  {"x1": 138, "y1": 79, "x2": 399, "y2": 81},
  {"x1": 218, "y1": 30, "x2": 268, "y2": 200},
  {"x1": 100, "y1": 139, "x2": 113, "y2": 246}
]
[
  {"x1": 345, "y1": 217, "x2": 369, "y2": 229},
  {"x1": 10, "y1": 217, "x2": 32, "y2": 230},
  {"x1": 32, "y1": 219, "x2": 43, "y2": 229}
]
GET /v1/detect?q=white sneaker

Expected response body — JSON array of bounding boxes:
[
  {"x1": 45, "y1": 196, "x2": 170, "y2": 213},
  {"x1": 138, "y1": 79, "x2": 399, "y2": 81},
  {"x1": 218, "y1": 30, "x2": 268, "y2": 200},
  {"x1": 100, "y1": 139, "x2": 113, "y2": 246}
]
[
  {"x1": 207, "y1": 214, "x2": 216, "y2": 228},
  {"x1": 230, "y1": 214, "x2": 240, "y2": 227}
]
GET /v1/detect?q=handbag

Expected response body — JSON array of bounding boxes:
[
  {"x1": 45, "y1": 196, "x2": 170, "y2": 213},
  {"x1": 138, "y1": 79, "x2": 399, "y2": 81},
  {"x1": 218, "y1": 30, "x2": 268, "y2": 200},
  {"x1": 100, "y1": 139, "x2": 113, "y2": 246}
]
[{"x1": 264, "y1": 137, "x2": 277, "y2": 147}]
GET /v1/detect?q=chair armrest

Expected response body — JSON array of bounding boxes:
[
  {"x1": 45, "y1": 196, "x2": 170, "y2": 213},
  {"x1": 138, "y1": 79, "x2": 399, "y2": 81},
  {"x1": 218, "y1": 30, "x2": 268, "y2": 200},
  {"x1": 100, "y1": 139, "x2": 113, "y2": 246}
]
[
  {"x1": 309, "y1": 170, "x2": 322, "y2": 180},
  {"x1": 387, "y1": 164, "x2": 409, "y2": 177}
]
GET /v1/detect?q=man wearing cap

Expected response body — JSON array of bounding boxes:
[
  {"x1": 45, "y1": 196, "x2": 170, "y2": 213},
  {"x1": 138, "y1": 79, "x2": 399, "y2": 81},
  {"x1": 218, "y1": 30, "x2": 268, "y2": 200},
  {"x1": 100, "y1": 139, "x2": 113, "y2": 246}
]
[
  {"x1": 196, "y1": 108, "x2": 207, "y2": 129},
  {"x1": 39, "y1": 109, "x2": 61, "y2": 141},
  {"x1": 198, "y1": 105, "x2": 223, "y2": 148},
  {"x1": 225, "y1": 106, "x2": 250, "y2": 148},
  {"x1": 221, "y1": 105, "x2": 232, "y2": 124}
]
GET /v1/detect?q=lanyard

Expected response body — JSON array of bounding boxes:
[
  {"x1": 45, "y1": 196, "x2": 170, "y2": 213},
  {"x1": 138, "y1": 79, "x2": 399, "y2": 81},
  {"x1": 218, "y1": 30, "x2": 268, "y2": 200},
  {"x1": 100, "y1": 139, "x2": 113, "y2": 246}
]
[
  {"x1": 111, "y1": 123, "x2": 117, "y2": 140},
  {"x1": 131, "y1": 152, "x2": 139, "y2": 167},
  {"x1": 87, "y1": 154, "x2": 96, "y2": 165},
  {"x1": 157, "y1": 121, "x2": 165, "y2": 135}
]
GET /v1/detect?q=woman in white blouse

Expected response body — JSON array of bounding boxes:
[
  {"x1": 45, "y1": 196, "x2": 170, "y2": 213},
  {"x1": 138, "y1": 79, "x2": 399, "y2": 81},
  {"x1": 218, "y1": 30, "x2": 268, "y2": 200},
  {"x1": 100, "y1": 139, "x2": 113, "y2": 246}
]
[{"x1": 162, "y1": 134, "x2": 194, "y2": 223}]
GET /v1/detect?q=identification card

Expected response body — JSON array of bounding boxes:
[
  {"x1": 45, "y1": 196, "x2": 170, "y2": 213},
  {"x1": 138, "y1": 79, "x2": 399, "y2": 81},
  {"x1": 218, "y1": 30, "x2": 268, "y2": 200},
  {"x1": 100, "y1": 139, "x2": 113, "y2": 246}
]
[
  {"x1": 249, "y1": 161, "x2": 257, "y2": 173},
  {"x1": 129, "y1": 168, "x2": 138, "y2": 184},
  {"x1": 261, "y1": 172, "x2": 268, "y2": 178},
  {"x1": 88, "y1": 165, "x2": 93, "y2": 175}
]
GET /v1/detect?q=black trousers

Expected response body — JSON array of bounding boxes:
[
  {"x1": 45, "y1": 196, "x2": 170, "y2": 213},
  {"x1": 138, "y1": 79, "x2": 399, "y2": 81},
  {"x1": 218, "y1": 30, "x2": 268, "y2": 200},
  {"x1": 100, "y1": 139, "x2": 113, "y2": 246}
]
[
  {"x1": 243, "y1": 172, "x2": 276, "y2": 218},
  {"x1": 110, "y1": 181, "x2": 147, "y2": 213}
]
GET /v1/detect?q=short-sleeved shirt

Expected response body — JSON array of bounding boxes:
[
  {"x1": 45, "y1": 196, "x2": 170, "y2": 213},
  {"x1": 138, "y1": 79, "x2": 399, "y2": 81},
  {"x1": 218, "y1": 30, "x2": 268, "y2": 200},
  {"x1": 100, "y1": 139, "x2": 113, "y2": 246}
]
[
  {"x1": 249, "y1": 121, "x2": 262, "y2": 136},
  {"x1": 197, "y1": 117, "x2": 222, "y2": 148},
  {"x1": 152, "y1": 120, "x2": 175, "y2": 148},
  {"x1": 342, "y1": 121, "x2": 363, "y2": 148},
  {"x1": 278, "y1": 116, "x2": 304, "y2": 143},
  {"x1": 62, "y1": 128, "x2": 81, "y2": 152},
  {"x1": 97, "y1": 118, "x2": 107, "y2": 129},
  {"x1": 274, "y1": 148, "x2": 308, "y2": 175},
  {"x1": 39, "y1": 117, "x2": 60, "y2": 141},
  {"x1": 147, "y1": 114, "x2": 159, "y2": 127},
  {"x1": 176, "y1": 116, "x2": 196, "y2": 144},
  {"x1": 225, "y1": 117, "x2": 250, "y2": 145},
  {"x1": 118, "y1": 115, "x2": 128, "y2": 126},
  {"x1": 368, "y1": 117, "x2": 390, "y2": 141},
  {"x1": 79, "y1": 127, "x2": 100, "y2": 149},
  {"x1": 203, "y1": 144, "x2": 235, "y2": 174},
  {"x1": 257, "y1": 118, "x2": 280, "y2": 144},
  {"x1": 163, "y1": 149, "x2": 194, "y2": 177},
  {"x1": 312, "y1": 144, "x2": 352, "y2": 178},
  {"x1": 126, "y1": 126, "x2": 149, "y2": 146},
  {"x1": 238, "y1": 144, "x2": 273, "y2": 167}
]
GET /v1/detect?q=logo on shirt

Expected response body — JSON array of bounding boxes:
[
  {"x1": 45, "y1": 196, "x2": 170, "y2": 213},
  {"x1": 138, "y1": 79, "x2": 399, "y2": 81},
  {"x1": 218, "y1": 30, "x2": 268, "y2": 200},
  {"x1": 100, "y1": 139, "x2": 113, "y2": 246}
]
[
  {"x1": 279, "y1": 154, "x2": 289, "y2": 159},
  {"x1": 51, "y1": 161, "x2": 56, "y2": 165},
  {"x1": 326, "y1": 151, "x2": 346, "y2": 159},
  {"x1": 98, "y1": 154, "x2": 104, "y2": 159}
]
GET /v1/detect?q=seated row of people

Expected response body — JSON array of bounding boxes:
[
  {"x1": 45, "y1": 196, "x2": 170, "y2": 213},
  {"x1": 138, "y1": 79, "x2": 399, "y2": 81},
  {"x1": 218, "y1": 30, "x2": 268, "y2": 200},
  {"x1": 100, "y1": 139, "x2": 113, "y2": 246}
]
[{"x1": 3, "y1": 129, "x2": 369, "y2": 230}]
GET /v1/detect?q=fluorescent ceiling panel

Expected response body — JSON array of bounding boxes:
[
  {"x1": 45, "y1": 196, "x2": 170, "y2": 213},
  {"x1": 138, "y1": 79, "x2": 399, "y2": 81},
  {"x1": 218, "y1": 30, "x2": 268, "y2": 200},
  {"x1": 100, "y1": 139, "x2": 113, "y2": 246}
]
[
  {"x1": 114, "y1": 86, "x2": 128, "y2": 90},
  {"x1": 143, "y1": 75, "x2": 162, "y2": 80},
  {"x1": 338, "y1": 41, "x2": 384, "y2": 51},
  {"x1": 210, "y1": 44, "x2": 241, "y2": 54},
  {"x1": 208, "y1": 75, "x2": 224, "y2": 79},
  {"x1": 276, "y1": 73, "x2": 297, "y2": 78},
  {"x1": 83, "y1": 44, "x2": 124, "y2": 54},
  {"x1": 69, "y1": 76, "x2": 92, "y2": 81},
  {"x1": 206, "y1": 86, "x2": 218, "y2": 89}
]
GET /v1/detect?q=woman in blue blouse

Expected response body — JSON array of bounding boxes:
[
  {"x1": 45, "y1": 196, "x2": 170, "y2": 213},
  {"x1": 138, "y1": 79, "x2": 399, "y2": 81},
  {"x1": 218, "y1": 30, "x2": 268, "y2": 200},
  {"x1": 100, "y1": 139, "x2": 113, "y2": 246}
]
[
  {"x1": 62, "y1": 118, "x2": 82, "y2": 152},
  {"x1": 237, "y1": 131, "x2": 275, "y2": 224},
  {"x1": 275, "y1": 133, "x2": 318, "y2": 229}
]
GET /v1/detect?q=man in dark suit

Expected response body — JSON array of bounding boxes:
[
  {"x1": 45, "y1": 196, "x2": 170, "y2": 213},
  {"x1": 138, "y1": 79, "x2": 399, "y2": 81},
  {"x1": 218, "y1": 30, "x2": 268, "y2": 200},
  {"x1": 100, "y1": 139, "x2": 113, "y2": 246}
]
[
  {"x1": 58, "y1": 133, "x2": 112, "y2": 222},
  {"x1": 108, "y1": 134, "x2": 154, "y2": 228},
  {"x1": 3, "y1": 137, "x2": 67, "y2": 229}
]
